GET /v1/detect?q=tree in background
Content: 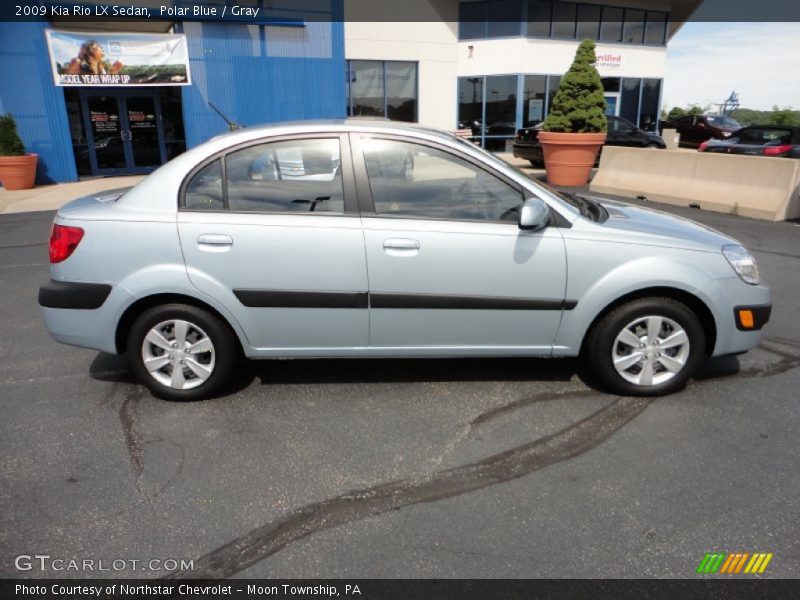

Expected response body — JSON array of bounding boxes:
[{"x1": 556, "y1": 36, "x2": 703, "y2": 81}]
[
  {"x1": 664, "y1": 104, "x2": 800, "y2": 126},
  {"x1": 542, "y1": 39, "x2": 607, "y2": 133}
]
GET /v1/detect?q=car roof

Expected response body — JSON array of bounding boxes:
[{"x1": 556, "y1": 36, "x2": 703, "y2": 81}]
[{"x1": 206, "y1": 119, "x2": 459, "y2": 146}]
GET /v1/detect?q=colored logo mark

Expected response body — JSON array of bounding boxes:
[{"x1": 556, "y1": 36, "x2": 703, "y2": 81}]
[{"x1": 696, "y1": 552, "x2": 773, "y2": 574}]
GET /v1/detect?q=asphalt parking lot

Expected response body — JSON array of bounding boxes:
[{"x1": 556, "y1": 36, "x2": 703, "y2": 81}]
[{"x1": 1, "y1": 198, "x2": 799, "y2": 579}]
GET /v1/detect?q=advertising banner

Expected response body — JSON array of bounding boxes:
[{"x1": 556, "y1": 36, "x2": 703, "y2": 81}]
[{"x1": 45, "y1": 30, "x2": 191, "y2": 86}]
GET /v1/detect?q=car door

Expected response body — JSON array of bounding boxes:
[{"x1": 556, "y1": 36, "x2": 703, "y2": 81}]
[
  {"x1": 352, "y1": 134, "x2": 569, "y2": 354},
  {"x1": 177, "y1": 134, "x2": 369, "y2": 353}
]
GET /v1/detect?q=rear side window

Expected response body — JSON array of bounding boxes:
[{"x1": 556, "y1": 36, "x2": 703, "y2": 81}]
[
  {"x1": 185, "y1": 159, "x2": 223, "y2": 211},
  {"x1": 739, "y1": 128, "x2": 792, "y2": 144},
  {"x1": 225, "y1": 139, "x2": 343, "y2": 213}
]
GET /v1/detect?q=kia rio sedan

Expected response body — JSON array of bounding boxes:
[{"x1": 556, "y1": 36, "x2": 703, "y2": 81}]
[{"x1": 39, "y1": 120, "x2": 771, "y2": 401}]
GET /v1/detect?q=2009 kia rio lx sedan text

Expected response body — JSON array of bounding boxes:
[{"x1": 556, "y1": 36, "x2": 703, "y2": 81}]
[{"x1": 38, "y1": 120, "x2": 771, "y2": 401}]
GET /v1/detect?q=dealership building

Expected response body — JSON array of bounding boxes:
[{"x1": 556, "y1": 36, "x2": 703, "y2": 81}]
[{"x1": 0, "y1": 0, "x2": 701, "y2": 183}]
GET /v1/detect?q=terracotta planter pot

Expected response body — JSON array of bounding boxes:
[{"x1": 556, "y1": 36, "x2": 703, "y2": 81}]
[
  {"x1": 0, "y1": 153, "x2": 38, "y2": 190},
  {"x1": 538, "y1": 132, "x2": 606, "y2": 187}
]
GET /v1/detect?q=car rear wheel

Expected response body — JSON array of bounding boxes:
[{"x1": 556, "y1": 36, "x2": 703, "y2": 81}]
[
  {"x1": 645, "y1": 143, "x2": 661, "y2": 149},
  {"x1": 127, "y1": 303, "x2": 237, "y2": 401},
  {"x1": 585, "y1": 298, "x2": 706, "y2": 396}
]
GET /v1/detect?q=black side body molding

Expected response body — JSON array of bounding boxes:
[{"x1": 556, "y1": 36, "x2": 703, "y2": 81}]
[
  {"x1": 38, "y1": 280, "x2": 113, "y2": 310},
  {"x1": 234, "y1": 290, "x2": 369, "y2": 309},
  {"x1": 370, "y1": 293, "x2": 577, "y2": 310}
]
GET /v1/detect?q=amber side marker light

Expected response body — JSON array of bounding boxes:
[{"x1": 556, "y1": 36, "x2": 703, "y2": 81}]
[{"x1": 738, "y1": 309, "x2": 755, "y2": 329}]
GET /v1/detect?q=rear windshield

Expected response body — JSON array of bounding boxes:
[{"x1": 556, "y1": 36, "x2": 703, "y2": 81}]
[
  {"x1": 706, "y1": 115, "x2": 741, "y2": 128},
  {"x1": 738, "y1": 128, "x2": 792, "y2": 145}
]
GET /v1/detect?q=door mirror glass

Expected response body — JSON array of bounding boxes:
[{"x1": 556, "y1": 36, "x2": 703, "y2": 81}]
[{"x1": 519, "y1": 197, "x2": 549, "y2": 231}]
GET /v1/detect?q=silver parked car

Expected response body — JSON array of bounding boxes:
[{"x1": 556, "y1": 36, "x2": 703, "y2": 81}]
[{"x1": 39, "y1": 120, "x2": 771, "y2": 400}]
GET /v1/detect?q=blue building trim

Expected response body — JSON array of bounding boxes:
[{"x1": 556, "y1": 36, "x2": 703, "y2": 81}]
[
  {"x1": 180, "y1": 1, "x2": 346, "y2": 148},
  {"x1": 0, "y1": 21, "x2": 78, "y2": 183}
]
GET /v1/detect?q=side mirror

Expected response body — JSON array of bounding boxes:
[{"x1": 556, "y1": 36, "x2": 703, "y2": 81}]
[{"x1": 519, "y1": 197, "x2": 549, "y2": 231}]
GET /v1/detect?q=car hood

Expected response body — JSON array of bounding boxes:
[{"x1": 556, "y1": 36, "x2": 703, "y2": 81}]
[{"x1": 589, "y1": 196, "x2": 737, "y2": 251}]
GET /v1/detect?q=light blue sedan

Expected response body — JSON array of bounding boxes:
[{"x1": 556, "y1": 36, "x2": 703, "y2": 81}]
[{"x1": 39, "y1": 120, "x2": 771, "y2": 400}]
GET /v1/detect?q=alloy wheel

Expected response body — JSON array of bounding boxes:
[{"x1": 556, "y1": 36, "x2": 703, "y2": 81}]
[
  {"x1": 141, "y1": 319, "x2": 216, "y2": 390},
  {"x1": 611, "y1": 315, "x2": 690, "y2": 387}
]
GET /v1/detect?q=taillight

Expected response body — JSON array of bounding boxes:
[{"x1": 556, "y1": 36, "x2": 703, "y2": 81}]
[
  {"x1": 698, "y1": 140, "x2": 709, "y2": 151},
  {"x1": 764, "y1": 144, "x2": 792, "y2": 156},
  {"x1": 49, "y1": 224, "x2": 84, "y2": 263}
]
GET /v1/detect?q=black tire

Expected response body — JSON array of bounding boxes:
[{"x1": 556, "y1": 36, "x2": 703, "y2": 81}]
[
  {"x1": 645, "y1": 143, "x2": 662, "y2": 149},
  {"x1": 127, "y1": 303, "x2": 238, "y2": 401},
  {"x1": 529, "y1": 159, "x2": 544, "y2": 167},
  {"x1": 584, "y1": 298, "x2": 706, "y2": 396}
]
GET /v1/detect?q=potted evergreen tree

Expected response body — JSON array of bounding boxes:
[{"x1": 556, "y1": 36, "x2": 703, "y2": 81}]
[
  {"x1": 538, "y1": 39, "x2": 607, "y2": 186},
  {"x1": 0, "y1": 114, "x2": 37, "y2": 190}
]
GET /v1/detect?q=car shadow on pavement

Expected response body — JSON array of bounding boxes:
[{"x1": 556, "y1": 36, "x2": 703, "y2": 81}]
[
  {"x1": 245, "y1": 356, "x2": 580, "y2": 386},
  {"x1": 87, "y1": 351, "x2": 743, "y2": 400},
  {"x1": 88, "y1": 351, "x2": 583, "y2": 397}
]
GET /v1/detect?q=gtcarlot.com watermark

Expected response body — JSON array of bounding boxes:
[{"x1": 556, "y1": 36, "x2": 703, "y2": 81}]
[{"x1": 14, "y1": 554, "x2": 194, "y2": 573}]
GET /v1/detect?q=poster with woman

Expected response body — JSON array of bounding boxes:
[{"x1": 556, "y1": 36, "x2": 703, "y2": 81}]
[{"x1": 45, "y1": 30, "x2": 191, "y2": 86}]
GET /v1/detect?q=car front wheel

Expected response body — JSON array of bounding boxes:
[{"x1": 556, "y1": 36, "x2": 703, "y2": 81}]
[
  {"x1": 127, "y1": 303, "x2": 237, "y2": 401},
  {"x1": 585, "y1": 298, "x2": 706, "y2": 396}
]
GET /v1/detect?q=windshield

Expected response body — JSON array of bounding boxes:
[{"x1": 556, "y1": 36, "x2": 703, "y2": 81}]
[{"x1": 706, "y1": 115, "x2": 741, "y2": 128}]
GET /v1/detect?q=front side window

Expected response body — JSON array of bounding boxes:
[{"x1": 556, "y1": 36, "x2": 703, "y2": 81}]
[
  {"x1": 225, "y1": 139, "x2": 343, "y2": 213},
  {"x1": 361, "y1": 138, "x2": 523, "y2": 222}
]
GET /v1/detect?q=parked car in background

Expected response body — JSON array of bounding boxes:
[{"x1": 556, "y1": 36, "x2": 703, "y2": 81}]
[
  {"x1": 513, "y1": 116, "x2": 665, "y2": 166},
  {"x1": 699, "y1": 125, "x2": 800, "y2": 159},
  {"x1": 39, "y1": 120, "x2": 770, "y2": 401},
  {"x1": 659, "y1": 114, "x2": 742, "y2": 148}
]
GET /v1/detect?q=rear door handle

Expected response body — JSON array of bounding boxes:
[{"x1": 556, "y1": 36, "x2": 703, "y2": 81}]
[{"x1": 197, "y1": 234, "x2": 233, "y2": 251}]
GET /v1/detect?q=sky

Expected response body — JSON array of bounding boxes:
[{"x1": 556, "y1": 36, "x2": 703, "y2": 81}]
[{"x1": 664, "y1": 20, "x2": 800, "y2": 112}]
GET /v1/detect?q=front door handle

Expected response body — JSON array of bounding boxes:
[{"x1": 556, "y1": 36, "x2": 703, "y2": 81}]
[
  {"x1": 197, "y1": 233, "x2": 233, "y2": 249},
  {"x1": 383, "y1": 238, "x2": 419, "y2": 257},
  {"x1": 383, "y1": 239, "x2": 419, "y2": 250}
]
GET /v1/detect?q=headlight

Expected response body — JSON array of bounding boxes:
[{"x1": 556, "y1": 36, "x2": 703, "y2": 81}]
[
  {"x1": 722, "y1": 244, "x2": 760, "y2": 285},
  {"x1": 722, "y1": 131, "x2": 732, "y2": 137}
]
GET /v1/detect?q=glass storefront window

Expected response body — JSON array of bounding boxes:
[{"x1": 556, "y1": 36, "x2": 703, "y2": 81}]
[
  {"x1": 547, "y1": 75, "x2": 561, "y2": 117},
  {"x1": 459, "y1": 2, "x2": 486, "y2": 40},
  {"x1": 526, "y1": 0, "x2": 551, "y2": 37},
  {"x1": 639, "y1": 78, "x2": 662, "y2": 131},
  {"x1": 484, "y1": 75, "x2": 517, "y2": 151},
  {"x1": 386, "y1": 62, "x2": 417, "y2": 122},
  {"x1": 522, "y1": 75, "x2": 547, "y2": 126},
  {"x1": 460, "y1": 1, "x2": 667, "y2": 45},
  {"x1": 488, "y1": 0, "x2": 522, "y2": 37},
  {"x1": 458, "y1": 76, "x2": 484, "y2": 142},
  {"x1": 576, "y1": 4, "x2": 601, "y2": 40},
  {"x1": 620, "y1": 78, "x2": 641, "y2": 125},
  {"x1": 348, "y1": 60, "x2": 385, "y2": 118},
  {"x1": 64, "y1": 89, "x2": 91, "y2": 177},
  {"x1": 346, "y1": 60, "x2": 418, "y2": 122},
  {"x1": 645, "y1": 11, "x2": 667, "y2": 45},
  {"x1": 622, "y1": 9, "x2": 645, "y2": 44},
  {"x1": 599, "y1": 6, "x2": 623, "y2": 42},
  {"x1": 160, "y1": 88, "x2": 186, "y2": 161},
  {"x1": 551, "y1": 2, "x2": 577, "y2": 39}
]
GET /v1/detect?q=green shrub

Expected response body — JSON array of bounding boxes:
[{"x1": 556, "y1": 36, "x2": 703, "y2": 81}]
[
  {"x1": 542, "y1": 40, "x2": 607, "y2": 133},
  {"x1": 0, "y1": 114, "x2": 26, "y2": 156}
]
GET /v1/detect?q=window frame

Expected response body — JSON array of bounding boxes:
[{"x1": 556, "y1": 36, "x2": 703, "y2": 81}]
[
  {"x1": 346, "y1": 60, "x2": 419, "y2": 122},
  {"x1": 351, "y1": 133, "x2": 533, "y2": 225},
  {"x1": 178, "y1": 133, "x2": 359, "y2": 215},
  {"x1": 458, "y1": 0, "x2": 669, "y2": 46}
]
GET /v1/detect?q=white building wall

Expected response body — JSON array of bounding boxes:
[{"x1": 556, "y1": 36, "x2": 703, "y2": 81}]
[
  {"x1": 345, "y1": 15, "x2": 459, "y2": 130},
  {"x1": 345, "y1": 1, "x2": 670, "y2": 130},
  {"x1": 457, "y1": 38, "x2": 666, "y2": 79}
]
